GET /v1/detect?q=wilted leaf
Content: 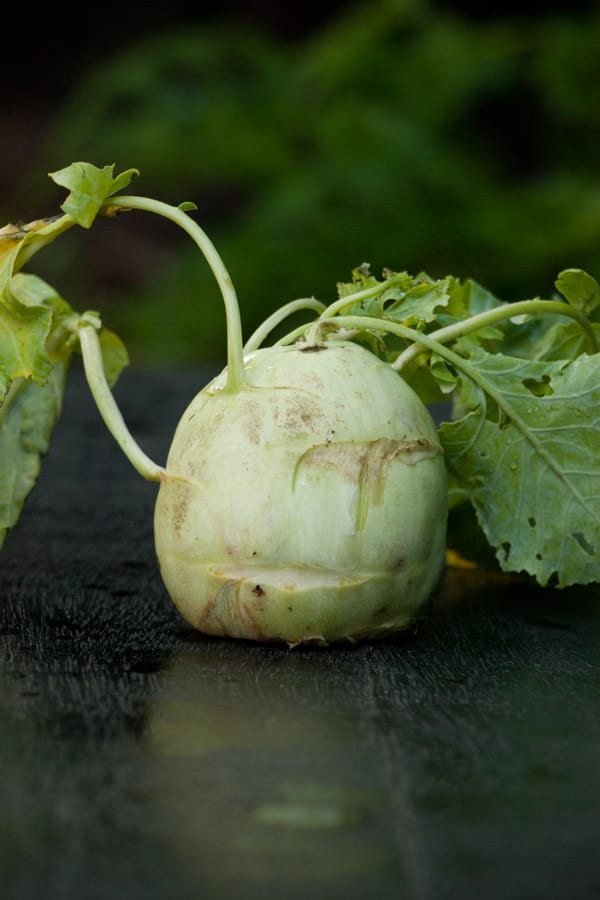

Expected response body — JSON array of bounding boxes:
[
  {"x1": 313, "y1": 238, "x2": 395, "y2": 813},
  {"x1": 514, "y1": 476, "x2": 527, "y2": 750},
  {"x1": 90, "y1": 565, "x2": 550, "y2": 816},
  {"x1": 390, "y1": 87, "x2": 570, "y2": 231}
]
[{"x1": 0, "y1": 359, "x2": 69, "y2": 550}]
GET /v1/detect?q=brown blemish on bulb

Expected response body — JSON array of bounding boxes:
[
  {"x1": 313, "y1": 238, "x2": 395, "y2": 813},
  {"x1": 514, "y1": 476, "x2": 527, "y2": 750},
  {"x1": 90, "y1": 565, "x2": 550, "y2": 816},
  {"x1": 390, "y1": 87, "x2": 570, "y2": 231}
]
[
  {"x1": 168, "y1": 478, "x2": 192, "y2": 538},
  {"x1": 296, "y1": 437, "x2": 441, "y2": 484},
  {"x1": 242, "y1": 398, "x2": 261, "y2": 445},
  {"x1": 282, "y1": 394, "x2": 322, "y2": 434},
  {"x1": 252, "y1": 584, "x2": 265, "y2": 597},
  {"x1": 294, "y1": 436, "x2": 442, "y2": 530}
]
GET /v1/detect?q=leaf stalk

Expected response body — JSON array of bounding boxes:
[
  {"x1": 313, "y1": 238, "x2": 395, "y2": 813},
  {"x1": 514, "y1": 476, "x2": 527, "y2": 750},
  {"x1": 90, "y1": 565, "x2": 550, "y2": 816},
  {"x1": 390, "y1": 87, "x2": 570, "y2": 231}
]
[
  {"x1": 106, "y1": 195, "x2": 248, "y2": 393},
  {"x1": 392, "y1": 298, "x2": 597, "y2": 371},
  {"x1": 78, "y1": 323, "x2": 165, "y2": 481}
]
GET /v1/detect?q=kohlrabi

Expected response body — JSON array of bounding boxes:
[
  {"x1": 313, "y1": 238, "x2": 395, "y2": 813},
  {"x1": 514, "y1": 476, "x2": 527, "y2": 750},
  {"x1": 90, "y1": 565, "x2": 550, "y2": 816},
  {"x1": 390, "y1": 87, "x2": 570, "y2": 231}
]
[
  {"x1": 154, "y1": 341, "x2": 447, "y2": 644},
  {"x1": 0, "y1": 163, "x2": 598, "y2": 645}
]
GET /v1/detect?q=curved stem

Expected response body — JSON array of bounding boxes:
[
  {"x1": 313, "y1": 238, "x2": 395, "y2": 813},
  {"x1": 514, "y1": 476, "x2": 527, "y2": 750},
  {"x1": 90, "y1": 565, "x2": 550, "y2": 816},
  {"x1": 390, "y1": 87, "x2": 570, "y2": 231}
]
[
  {"x1": 79, "y1": 324, "x2": 165, "y2": 481},
  {"x1": 274, "y1": 322, "x2": 317, "y2": 347},
  {"x1": 318, "y1": 315, "x2": 450, "y2": 355},
  {"x1": 243, "y1": 297, "x2": 325, "y2": 353},
  {"x1": 274, "y1": 317, "x2": 365, "y2": 348},
  {"x1": 106, "y1": 195, "x2": 247, "y2": 393},
  {"x1": 392, "y1": 298, "x2": 597, "y2": 371}
]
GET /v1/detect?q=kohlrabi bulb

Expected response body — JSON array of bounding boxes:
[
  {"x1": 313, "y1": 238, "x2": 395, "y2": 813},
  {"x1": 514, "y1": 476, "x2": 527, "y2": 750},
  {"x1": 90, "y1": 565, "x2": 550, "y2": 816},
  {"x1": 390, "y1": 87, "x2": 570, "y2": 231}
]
[{"x1": 154, "y1": 340, "x2": 447, "y2": 646}]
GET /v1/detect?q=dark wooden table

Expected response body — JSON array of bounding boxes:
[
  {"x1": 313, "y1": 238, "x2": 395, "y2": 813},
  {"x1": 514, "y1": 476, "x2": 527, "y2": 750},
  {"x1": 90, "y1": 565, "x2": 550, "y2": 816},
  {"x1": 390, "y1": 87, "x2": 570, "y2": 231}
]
[{"x1": 1, "y1": 366, "x2": 598, "y2": 900}]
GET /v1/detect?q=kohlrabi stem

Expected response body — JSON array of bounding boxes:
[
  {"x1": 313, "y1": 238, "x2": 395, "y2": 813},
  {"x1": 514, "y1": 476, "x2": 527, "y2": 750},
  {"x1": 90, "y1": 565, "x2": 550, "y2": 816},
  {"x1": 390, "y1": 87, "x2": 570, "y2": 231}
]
[
  {"x1": 392, "y1": 298, "x2": 598, "y2": 371},
  {"x1": 274, "y1": 322, "x2": 319, "y2": 347},
  {"x1": 105, "y1": 195, "x2": 248, "y2": 392},
  {"x1": 243, "y1": 298, "x2": 325, "y2": 354},
  {"x1": 79, "y1": 323, "x2": 165, "y2": 481},
  {"x1": 317, "y1": 315, "x2": 450, "y2": 354}
]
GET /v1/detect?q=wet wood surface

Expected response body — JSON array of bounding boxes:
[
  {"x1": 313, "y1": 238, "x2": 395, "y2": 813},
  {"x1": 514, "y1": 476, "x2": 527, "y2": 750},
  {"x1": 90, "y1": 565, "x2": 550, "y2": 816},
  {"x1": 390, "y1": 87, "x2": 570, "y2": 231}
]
[{"x1": 1, "y1": 366, "x2": 598, "y2": 900}]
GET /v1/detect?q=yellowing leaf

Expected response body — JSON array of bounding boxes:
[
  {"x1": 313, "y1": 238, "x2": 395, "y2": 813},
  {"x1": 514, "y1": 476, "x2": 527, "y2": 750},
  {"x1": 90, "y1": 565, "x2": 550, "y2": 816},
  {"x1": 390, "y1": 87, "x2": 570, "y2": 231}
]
[
  {"x1": 0, "y1": 291, "x2": 53, "y2": 396},
  {"x1": 0, "y1": 358, "x2": 69, "y2": 550}
]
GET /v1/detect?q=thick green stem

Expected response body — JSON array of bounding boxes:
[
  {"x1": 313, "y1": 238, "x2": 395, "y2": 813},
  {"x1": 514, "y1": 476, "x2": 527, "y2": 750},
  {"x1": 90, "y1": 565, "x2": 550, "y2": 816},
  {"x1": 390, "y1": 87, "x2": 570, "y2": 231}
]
[
  {"x1": 274, "y1": 322, "x2": 320, "y2": 347},
  {"x1": 243, "y1": 298, "x2": 325, "y2": 354},
  {"x1": 319, "y1": 315, "x2": 450, "y2": 355},
  {"x1": 392, "y1": 298, "x2": 597, "y2": 371},
  {"x1": 79, "y1": 324, "x2": 165, "y2": 481},
  {"x1": 106, "y1": 195, "x2": 247, "y2": 392}
]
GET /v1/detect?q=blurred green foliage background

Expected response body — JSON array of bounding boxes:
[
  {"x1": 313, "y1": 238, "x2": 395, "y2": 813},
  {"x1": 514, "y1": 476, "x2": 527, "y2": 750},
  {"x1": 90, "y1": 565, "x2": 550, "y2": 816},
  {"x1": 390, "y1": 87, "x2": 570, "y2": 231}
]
[{"x1": 6, "y1": 0, "x2": 600, "y2": 365}]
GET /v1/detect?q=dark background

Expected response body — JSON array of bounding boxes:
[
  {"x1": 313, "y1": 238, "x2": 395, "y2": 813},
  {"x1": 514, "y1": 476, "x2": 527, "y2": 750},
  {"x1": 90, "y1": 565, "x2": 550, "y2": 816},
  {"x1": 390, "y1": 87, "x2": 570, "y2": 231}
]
[{"x1": 9, "y1": 1, "x2": 598, "y2": 97}]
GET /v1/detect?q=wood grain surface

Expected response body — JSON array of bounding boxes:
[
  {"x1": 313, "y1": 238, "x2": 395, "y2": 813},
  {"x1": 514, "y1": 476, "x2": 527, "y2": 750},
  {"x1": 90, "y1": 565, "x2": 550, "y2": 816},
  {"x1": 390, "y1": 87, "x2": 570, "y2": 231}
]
[{"x1": 1, "y1": 366, "x2": 598, "y2": 900}]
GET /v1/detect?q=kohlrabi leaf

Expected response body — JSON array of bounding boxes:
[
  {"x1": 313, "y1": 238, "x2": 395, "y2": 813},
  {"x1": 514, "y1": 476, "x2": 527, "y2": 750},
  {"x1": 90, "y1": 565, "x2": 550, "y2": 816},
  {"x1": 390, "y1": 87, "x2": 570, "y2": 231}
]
[
  {"x1": 383, "y1": 276, "x2": 455, "y2": 325},
  {"x1": 335, "y1": 266, "x2": 411, "y2": 317},
  {"x1": 336, "y1": 269, "x2": 467, "y2": 326},
  {"x1": 0, "y1": 218, "x2": 70, "y2": 283},
  {"x1": 0, "y1": 281, "x2": 54, "y2": 397},
  {"x1": 439, "y1": 350, "x2": 600, "y2": 587},
  {"x1": 555, "y1": 268, "x2": 600, "y2": 317},
  {"x1": 502, "y1": 315, "x2": 600, "y2": 362},
  {"x1": 0, "y1": 302, "x2": 127, "y2": 549},
  {"x1": 335, "y1": 264, "x2": 406, "y2": 298},
  {"x1": 49, "y1": 162, "x2": 139, "y2": 228},
  {"x1": 97, "y1": 327, "x2": 129, "y2": 387},
  {"x1": 10, "y1": 272, "x2": 73, "y2": 320},
  {"x1": 0, "y1": 162, "x2": 136, "y2": 551},
  {"x1": 429, "y1": 353, "x2": 459, "y2": 394},
  {"x1": 456, "y1": 278, "x2": 504, "y2": 315},
  {"x1": 1, "y1": 163, "x2": 138, "y2": 280},
  {"x1": 0, "y1": 356, "x2": 70, "y2": 550},
  {"x1": 0, "y1": 270, "x2": 87, "y2": 548}
]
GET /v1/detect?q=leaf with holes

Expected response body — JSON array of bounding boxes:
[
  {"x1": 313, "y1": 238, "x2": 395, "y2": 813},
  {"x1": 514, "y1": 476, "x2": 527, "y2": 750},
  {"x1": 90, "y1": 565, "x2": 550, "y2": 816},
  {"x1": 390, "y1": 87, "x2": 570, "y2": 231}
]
[{"x1": 439, "y1": 350, "x2": 600, "y2": 586}]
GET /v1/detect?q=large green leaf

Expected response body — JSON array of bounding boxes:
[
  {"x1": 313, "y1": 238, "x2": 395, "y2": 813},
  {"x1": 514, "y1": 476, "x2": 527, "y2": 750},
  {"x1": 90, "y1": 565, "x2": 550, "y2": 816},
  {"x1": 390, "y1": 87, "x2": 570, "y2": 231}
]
[
  {"x1": 50, "y1": 162, "x2": 139, "y2": 228},
  {"x1": 0, "y1": 291, "x2": 53, "y2": 397},
  {"x1": 0, "y1": 163, "x2": 136, "y2": 551},
  {"x1": 439, "y1": 351, "x2": 600, "y2": 586},
  {"x1": 0, "y1": 280, "x2": 128, "y2": 551},
  {"x1": 0, "y1": 358, "x2": 69, "y2": 549},
  {"x1": 555, "y1": 268, "x2": 600, "y2": 317}
]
